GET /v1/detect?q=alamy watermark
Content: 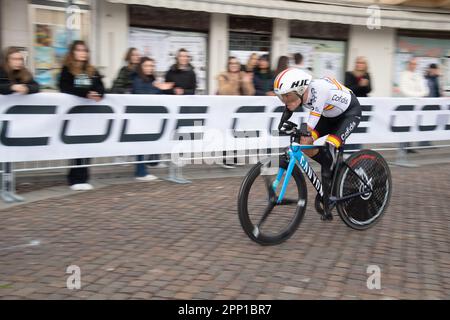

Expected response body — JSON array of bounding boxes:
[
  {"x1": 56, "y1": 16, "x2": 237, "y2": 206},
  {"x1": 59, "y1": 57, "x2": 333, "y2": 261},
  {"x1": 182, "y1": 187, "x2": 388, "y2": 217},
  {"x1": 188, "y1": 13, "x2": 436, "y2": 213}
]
[
  {"x1": 366, "y1": 264, "x2": 381, "y2": 290},
  {"x1": 66, "y1": 265, "x2": 81, "y2": 290},
  {"x1": 169, "y1": 120, "x2": 284, "y2": 168},
  {"x1": 66, "y1": 5, "x2": 82, "y2": 31},
  {"x1": 366, "y1": 5, "x2": 381, "y2": 30}
]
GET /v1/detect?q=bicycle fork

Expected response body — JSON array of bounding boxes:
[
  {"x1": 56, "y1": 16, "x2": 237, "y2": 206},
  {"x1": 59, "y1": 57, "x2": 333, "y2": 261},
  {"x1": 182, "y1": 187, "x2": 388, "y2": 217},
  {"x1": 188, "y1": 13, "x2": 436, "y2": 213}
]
[
  {"x1": 274, "y1": 147, "x2": 333, "y2": 220},
  {"x1": 275, "y1": 151, "x2": 296, "y2": 204}
]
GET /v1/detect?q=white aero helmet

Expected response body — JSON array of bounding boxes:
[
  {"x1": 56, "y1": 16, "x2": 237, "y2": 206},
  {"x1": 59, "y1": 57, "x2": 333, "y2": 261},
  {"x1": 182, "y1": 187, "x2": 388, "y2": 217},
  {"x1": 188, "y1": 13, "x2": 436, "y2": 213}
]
[{"x1": 273, "y1": 67, "x2": 312, "y2": 99}]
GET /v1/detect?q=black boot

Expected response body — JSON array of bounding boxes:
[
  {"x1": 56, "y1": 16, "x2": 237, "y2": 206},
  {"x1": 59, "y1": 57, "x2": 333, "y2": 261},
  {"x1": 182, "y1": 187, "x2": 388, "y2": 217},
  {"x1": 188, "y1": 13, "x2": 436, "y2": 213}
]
[
  {"x1": 321, "y1": 166, "x2": 333, "y2": 221},
  {"x1": 312, "y1": 144, "x2": 336, "y2": 220},
  {"x1": 279, "y1": 152, "x2": 289, "y2": 170}
]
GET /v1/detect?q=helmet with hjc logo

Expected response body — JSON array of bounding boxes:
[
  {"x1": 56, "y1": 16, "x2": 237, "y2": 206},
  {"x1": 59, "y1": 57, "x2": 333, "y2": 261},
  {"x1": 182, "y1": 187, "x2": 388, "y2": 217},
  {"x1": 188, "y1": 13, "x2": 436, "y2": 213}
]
[{"x1": 273, "y1": 68, "x2": 312, "y2": 100}]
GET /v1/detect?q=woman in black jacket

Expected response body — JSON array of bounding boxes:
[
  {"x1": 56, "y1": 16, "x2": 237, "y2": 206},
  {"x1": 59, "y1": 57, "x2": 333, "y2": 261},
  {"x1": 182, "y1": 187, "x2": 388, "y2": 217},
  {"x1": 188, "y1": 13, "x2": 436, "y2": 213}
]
[
  {"x1": 164, "y1": 48, "x2": 196, "y2": 95},
  {"x1": 0, "y1": 46, "x2": 40, "y2": 203},
  {"x1": 344, "y1": 56, "x2": 372, "y2": 98},
  {"x1": 0, "y1": 46, "x2": 39, "y2": 95},
  {"x1": 344, "y1": 56, "x2": 372, "y2": 152},
  {"x1": 58, "y1": 40, "x2": 105, "y2": 191}
]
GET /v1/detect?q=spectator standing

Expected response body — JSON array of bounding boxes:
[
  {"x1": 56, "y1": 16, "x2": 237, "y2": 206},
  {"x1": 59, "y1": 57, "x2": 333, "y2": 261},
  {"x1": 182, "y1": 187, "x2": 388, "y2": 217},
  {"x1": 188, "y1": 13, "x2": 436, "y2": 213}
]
[
  {"x1": 253, "y1": 54, "x2": 275, "y2": 96},
  {"x1": 217, "y1": 56, "x2": 255, "y2": 168},
  {"x1": 0, "y1": 47, "x2": 39, "y2": 95},
  {"x1": 217, "y1": 56, "x2": 255, "y2": 96},
  {"x1": 274, "y1": 55, "x2": 290, "y2": 77},
  {"x1": 293, "y1": 52, "x2": 313, "y2": 74},
  {"x1": 0, "y1": 46, "x2": 40, "y2": 203},
  {"x1": 345, "y1": 56, "x2": 372, "y2": 97},
  {"x1": 133, "y1": 57, "x2": 174, "y2": 180},
  {"x1": 399, "y1": 57, "x2": 429, "y2": 153},
  {"x1": 241, "y1": 53, "x2": 259, "y2": 74},
  {"x1": 399, "y1": 57, "x2": 429, "y2": 98},
  {"x1": 110, "y1": 48, "x2": 141, "y2": 164},
  {"x1": 110, "y1": 47, "x2": 141, "y2": 94},
  {"x1": 58, "y1": 40, "x2": 105, "y2": 191},
  {"x1": 425, "y1": 63, "x2": 441, "y2": 98},
  {"x1": 344, "y1": 56, "x2": 372, "y2": 152},
  {"x1": 165, "y1": 48, "x2": 196, "y2": 95},
  {"x1": 417, "y1": 63, "x2": 442, "y2": 148},
  {"x1": 293, "y1": 53, "x2": 304, "y2": 68}
]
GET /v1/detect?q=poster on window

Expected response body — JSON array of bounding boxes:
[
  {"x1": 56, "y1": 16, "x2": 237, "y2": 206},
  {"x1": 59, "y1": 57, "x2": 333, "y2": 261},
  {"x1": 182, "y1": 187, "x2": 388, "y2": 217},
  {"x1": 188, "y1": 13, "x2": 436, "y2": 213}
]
[
  {"x1": 288, "y1": 38, "x2": 345, "y2": 81},
  {"x1": 316, "y1": 52, "x2": 344, "y2": 80},
  {"x1": 287, "y1": 44, "x2": 314, "y2": 73},
  {"x1": 33, "y1": 24, "x2": 84, "y2": 89},
  {"x1": 129, "y1": 28, "x2": 170, "y2": 71}
]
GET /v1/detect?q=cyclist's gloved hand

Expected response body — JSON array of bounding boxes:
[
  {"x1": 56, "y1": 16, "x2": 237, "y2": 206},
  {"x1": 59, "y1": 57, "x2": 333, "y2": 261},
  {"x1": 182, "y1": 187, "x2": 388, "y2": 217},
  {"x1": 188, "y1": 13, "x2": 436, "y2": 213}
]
[
  {"x1": 278, "y1": 108, "x2": 293, "y2": 131},
  {"x1": 279, "y1": 121, "x2": 297, "y2": 134},
  {"x1": 299, "y1": 123, "x2": 312, "y2": 137}
]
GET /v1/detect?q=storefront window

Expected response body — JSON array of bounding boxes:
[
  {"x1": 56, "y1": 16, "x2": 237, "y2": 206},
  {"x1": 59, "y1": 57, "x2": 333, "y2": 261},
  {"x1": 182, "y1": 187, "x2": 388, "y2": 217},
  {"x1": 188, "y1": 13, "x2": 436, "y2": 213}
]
[
  {"x1": 394, "y1": 36, "x2": 450, "y2": 96},
  {"x1": 288, "y1": 38, "x2": 346, "y2": 82},
  {"x1": 29, "y1": 1, "x2": 91, "y2": 89},
  {"x1": 228, "y1": 16, "x2": 272, "y2": 67},
  {"x1": 229, "y1": 32, "x2": 271, "y2": 65}
]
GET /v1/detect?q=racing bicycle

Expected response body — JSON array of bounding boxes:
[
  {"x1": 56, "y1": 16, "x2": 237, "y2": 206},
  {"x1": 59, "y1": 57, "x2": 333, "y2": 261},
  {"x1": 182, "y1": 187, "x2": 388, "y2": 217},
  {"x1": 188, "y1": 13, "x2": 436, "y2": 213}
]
[{"x1": 237, "y1": 123, "x2": 392, "y2": 245}]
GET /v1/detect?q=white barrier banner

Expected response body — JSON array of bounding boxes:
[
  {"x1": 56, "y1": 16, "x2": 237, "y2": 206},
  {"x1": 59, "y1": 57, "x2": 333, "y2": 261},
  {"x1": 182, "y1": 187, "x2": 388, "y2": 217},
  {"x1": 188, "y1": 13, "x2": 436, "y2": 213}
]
[{"x1": 0, "y1": 93, "x2": 449, "y2": 162}]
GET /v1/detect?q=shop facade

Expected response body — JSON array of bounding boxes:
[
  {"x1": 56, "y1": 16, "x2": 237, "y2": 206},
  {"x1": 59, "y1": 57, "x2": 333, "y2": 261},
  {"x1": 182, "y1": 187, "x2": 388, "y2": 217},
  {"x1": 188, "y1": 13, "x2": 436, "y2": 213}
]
[
  {"x1": 1, "y1": 0, "x2": 92, "y2": 90},
  {"x1": 1, "y1": 0, "x2": 449, "y2": 96}
]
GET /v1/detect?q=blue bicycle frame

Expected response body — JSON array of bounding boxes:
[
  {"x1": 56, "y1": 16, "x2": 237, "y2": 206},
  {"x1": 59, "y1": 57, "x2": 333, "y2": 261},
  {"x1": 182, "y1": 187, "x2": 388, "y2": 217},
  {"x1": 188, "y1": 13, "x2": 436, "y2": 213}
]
[{"x1": 272, "y1": 143, "x2": 324, "y2": 204}]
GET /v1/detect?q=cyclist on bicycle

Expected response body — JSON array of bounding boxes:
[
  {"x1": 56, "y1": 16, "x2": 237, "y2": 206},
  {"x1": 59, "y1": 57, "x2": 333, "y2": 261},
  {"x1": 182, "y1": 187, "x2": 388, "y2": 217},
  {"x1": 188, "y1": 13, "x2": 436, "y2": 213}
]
[{"x1": 274, "y1": 68, "x2": 362, "y2": 218}]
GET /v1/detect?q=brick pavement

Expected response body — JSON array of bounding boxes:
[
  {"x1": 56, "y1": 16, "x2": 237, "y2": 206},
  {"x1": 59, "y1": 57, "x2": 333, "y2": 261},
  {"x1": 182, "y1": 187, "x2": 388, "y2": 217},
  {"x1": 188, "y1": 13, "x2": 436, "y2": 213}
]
[{"x1": 0, "y1": 163, "x2": 449, "y2": 300}]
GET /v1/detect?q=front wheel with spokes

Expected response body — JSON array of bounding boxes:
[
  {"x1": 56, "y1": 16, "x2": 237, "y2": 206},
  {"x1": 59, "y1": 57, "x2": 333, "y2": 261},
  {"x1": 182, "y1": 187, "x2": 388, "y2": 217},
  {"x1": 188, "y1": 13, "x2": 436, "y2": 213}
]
[{"x1": 237, "y1": 156, "x2": 308, "y2": 245}]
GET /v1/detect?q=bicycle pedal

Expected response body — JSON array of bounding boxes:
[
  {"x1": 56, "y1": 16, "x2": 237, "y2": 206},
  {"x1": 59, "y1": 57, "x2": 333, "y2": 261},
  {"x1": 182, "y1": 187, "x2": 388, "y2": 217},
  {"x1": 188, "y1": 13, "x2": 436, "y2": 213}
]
[{"x1": 320, "y1": 214, "x2": 333, "y2": 221}]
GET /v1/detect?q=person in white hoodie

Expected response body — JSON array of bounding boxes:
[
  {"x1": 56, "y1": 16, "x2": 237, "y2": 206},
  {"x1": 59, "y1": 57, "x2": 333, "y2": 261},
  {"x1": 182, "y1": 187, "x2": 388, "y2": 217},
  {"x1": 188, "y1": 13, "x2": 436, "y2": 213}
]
[
  {"x1": 399, "y1": 57, "x2": 429, "y2": 153},
  {"x1": 399, "y1": 57, "x2": 429, "y2": 98}
]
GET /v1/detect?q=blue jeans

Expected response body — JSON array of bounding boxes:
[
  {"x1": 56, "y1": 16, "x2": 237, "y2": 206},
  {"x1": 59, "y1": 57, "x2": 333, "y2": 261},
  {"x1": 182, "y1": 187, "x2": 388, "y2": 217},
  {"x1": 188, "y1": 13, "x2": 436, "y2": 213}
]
[{"x1": 135, "y1": 155, "x2": 148, "y2": 177}]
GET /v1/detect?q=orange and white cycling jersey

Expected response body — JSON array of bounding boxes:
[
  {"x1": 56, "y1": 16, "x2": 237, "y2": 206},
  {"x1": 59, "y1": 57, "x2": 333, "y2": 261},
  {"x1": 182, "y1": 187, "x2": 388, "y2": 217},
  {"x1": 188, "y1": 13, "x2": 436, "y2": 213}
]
[{"x1": 303, "y1": 77, "x2": 353, "y2": 129}]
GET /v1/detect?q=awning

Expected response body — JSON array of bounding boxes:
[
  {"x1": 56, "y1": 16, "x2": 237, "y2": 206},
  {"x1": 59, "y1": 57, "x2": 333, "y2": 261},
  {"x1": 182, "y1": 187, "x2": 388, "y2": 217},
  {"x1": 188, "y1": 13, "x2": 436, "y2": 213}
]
[{"x1": 107, "y1": 0, "x2": 450, "y2": 31}]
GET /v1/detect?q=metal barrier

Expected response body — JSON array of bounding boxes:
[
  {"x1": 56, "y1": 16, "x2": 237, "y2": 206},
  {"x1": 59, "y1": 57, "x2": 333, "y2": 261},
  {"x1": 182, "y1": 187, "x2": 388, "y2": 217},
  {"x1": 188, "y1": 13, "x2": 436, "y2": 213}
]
[
  {"x1": 2, "y1": 143, "x2": 450, "y2": 203},
  {"x1": 1, "y1": 163, "x2": 24, "y2": 203},
  {"x1": 0, "y1": 156, "x2": 180, "y2": 203}
]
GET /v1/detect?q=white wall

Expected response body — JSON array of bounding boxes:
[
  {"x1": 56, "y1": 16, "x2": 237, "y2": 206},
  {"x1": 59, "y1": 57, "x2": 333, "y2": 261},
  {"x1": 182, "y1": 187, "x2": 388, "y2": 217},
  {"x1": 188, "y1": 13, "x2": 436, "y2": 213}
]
[
  {"x1": 208, "y1": 13, "x2": 229, "y2": 95},
  {"x1": 347, "y1": 25, "x2": 396, "y2": 97},
  {"x1": 96, "y1": 0, "x2": 129, "y2": 89},
  {"x1": 271, "y1": 19, "x2": 289, "y2": 70},
  {"x1": 0, "y1": 0, "x2": 29, "y2": 50}
]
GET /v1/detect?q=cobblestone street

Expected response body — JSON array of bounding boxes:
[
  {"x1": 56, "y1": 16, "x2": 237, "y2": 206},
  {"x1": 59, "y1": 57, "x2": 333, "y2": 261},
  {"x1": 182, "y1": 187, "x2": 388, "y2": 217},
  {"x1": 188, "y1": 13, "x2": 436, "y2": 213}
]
[{"x1": 0, "y1": 164, "x2": 449, "y2": 300}]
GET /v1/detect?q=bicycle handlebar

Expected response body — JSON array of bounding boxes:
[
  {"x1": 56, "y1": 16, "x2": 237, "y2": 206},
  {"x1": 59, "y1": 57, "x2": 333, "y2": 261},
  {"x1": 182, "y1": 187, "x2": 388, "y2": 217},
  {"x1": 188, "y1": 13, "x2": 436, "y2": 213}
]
[{"x1": 279, "y1": 122, "x2": 311, "y2": 138}]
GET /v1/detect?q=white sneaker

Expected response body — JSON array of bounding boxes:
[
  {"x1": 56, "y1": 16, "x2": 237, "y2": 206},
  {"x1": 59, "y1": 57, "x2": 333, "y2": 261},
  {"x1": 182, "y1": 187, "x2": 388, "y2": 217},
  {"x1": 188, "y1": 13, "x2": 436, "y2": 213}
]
[
  {"x1": 220, "y1": 163, "x2": 236, "y2": 169},
  {"x1": 81, "y1": 183, "x2": 94, "y2": 190},
  {"x1": 70, "y1": 184, "x2": 85, "y2": 191},
  {"x1": 70, "y1": 183, "x2": 93, "y2": 191},
  {"x1": 153, "y1": 162, "x2": 168, "y2": 168},
  {"x1": 136, "y1": 174, "x2": 158, "y2": 181}
]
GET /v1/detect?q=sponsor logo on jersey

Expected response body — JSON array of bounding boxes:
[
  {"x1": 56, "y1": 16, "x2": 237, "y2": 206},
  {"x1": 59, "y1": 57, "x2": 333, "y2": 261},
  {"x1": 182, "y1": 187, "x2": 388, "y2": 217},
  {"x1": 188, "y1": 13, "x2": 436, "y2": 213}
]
[
  {"x1": 341, "y1": 121, "x2": 356, "y2": 141},
  {"x1": 331, "y1": 94, "x2": 348, "y2": 104},
  {"x1": 309, "y1": 87, "x2": 317, "y2": 104}
]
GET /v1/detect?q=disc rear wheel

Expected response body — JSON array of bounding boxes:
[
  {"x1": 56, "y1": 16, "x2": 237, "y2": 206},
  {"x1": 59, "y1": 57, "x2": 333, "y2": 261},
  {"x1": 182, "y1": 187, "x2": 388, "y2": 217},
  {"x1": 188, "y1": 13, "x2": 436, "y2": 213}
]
[{"x1": 335, "y1": 150, "x2": 392, "y2": 230}]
